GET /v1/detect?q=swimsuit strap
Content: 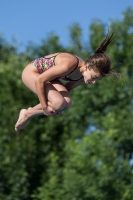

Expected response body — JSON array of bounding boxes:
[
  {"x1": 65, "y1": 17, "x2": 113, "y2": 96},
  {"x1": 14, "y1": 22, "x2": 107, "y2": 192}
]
[
  {"x1": 66, "y1": 56, "x2": 79, "y2": 76},
  {"x1": 45, "y1": 53, "x2": 83, "y2": 81},
  {"x1": 64, "y1": 55, "x2": 83, "y2": 81},
  {"x1": 44, "y1": 53, "x2": 61, "y2": 65},
  {"x1": 52, "y1": 53, "x2": 61, "y2": 65},
  {"x1": 64, "y1": 75, "x2": 83, "y2": 81}
]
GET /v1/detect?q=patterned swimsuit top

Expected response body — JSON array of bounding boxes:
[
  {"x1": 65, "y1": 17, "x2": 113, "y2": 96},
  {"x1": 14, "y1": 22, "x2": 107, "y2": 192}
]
[{"x1": 30, "y1": 53, "x2": 83, "y2": 81}]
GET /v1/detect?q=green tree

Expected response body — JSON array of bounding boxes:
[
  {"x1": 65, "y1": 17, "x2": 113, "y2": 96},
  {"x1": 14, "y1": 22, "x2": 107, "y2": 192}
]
[
  {"x1": 32, "y1": 7, "x2": 133, "y2": 200},
  {"x1": 0, "y1": 6, "x2": 133, "y2": 200}
]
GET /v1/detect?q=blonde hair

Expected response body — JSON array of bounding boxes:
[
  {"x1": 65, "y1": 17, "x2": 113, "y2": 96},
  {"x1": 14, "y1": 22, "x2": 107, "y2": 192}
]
[{"x1": 85, "y1": 33, "x2": 119, "y2": 77}]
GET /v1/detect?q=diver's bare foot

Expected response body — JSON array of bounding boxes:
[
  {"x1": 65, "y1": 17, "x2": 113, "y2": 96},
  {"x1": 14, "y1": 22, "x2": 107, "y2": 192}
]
[{"x1": 15, "y1": 108, "x2": 31, "y2": 132}]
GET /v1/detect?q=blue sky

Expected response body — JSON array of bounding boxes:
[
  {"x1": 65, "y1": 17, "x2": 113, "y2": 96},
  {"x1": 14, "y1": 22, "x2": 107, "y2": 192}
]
[{"x1": 0, "y1": 0, "x2": 133, "y2": 50}]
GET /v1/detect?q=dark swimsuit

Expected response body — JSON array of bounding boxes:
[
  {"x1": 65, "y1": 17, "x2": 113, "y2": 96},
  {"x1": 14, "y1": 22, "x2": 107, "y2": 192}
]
[{"x1": 30, "y1": 53, "x2": 83, "y2": 81}]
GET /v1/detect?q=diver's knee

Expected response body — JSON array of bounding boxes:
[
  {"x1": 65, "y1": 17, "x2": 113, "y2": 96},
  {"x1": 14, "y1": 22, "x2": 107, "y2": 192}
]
[{"x1": 52, "y1": 98, "x2": 66, "y2": 112}]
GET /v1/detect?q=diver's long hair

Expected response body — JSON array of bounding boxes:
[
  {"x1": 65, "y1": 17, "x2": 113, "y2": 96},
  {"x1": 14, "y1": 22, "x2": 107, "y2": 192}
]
[{"x1": 85, "y1": 33, "x2": 118, "y2": 77}]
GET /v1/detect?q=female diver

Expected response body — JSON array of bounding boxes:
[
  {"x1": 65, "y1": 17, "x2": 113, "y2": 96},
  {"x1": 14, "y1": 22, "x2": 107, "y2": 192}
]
[{"x1": 15, "y1": 33, "x2": 118, "y2": 132}]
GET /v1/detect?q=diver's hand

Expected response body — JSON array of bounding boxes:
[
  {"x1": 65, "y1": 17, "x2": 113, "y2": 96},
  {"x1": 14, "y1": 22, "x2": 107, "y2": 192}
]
[
  {"x1": 54, "y1": 112, "x2": 62, "y2": 117},
  {"x1": 43, "y1": 106, "x2": 56, "y2": 116}
]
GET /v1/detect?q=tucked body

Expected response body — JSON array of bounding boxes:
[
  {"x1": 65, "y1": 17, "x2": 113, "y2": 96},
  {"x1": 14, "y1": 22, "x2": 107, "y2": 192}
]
[{"x1": 15, "y1": 33, "x2": 118, "y2": 131}]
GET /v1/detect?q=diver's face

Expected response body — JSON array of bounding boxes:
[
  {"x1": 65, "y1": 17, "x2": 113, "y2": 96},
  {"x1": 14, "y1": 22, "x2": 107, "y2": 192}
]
[{"x1": 83, "y1": 65, "x2": 102, "y2": 84}]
